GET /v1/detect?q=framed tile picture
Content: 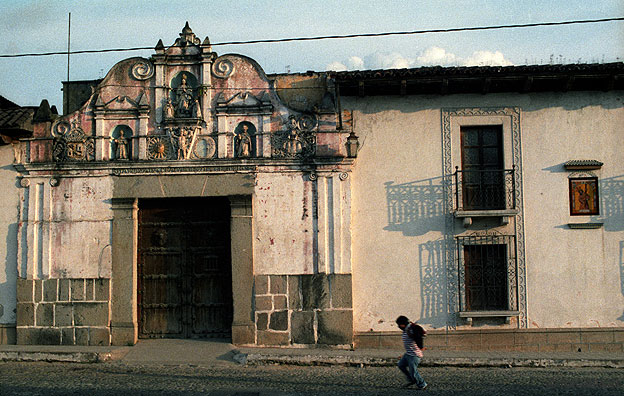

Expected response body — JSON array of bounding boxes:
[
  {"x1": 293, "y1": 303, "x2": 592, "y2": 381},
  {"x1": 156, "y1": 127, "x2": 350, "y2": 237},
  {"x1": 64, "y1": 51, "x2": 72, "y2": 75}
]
[{"x1": 569, "y1": 177, "x2": 599, "y2": 215}]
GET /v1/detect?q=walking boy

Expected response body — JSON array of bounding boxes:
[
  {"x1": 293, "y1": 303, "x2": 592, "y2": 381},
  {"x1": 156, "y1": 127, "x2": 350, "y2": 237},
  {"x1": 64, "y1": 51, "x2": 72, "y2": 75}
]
[{"x1": 396, "y1": 315, "x2": 427, "y2": 390}]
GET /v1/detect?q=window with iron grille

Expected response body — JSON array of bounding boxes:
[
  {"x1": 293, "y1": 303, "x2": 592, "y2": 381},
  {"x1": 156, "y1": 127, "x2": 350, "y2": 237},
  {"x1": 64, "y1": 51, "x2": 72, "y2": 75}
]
[
  {"x1": 460, "y1": 125, "x2": 506, "y2": 210},
  {"x1": 456, "y1": 234, "x2": 518, "y2": 312}
]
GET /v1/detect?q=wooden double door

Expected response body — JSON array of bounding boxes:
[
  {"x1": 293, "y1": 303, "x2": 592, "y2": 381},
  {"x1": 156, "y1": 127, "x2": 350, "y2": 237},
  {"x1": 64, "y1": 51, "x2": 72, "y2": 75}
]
[{"x1": 138, "y1": 197, "x2": 233, "y2": 338}]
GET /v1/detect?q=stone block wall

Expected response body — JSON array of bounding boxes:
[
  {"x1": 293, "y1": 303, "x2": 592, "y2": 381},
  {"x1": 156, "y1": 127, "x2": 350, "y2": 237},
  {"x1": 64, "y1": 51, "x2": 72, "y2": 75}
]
[
  {"x1": 254, "y1": 274, "x2": 353, "y2": 346},
  {"x1": 16, "y1": 278, "x2": 111, "y2": 345}
]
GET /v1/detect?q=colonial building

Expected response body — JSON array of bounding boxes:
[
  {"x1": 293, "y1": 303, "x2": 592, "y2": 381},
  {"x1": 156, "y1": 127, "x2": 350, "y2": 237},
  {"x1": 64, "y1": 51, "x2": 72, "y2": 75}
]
[
  {"x1": 333, "y1": 63, "x2": 624, "y2": 351},
  {"x1": 3, "y1": 24, "x2": 623, "y2": 351}
]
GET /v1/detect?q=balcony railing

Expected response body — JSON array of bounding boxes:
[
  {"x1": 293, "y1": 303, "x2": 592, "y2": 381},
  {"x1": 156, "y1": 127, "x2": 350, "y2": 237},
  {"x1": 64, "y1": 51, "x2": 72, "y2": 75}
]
[{"x1": 453, "y1": 167, "x2": 516, "y2": 212}]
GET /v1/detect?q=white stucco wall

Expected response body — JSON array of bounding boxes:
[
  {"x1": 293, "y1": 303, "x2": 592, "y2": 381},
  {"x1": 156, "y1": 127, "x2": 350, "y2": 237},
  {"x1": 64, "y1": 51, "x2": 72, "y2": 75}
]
[
  {"x1": 18, "y1": 176, "x2": 113, "y2": 279},
  {"x1": 0, "y1": 145, "x2": 18, "y2": 324},
  {"x1": 521, "y1": 92, "x2": 624, "y2": 328},
  {"x1": 346, "y1": 91, "x2": 624, "y2": 333}
]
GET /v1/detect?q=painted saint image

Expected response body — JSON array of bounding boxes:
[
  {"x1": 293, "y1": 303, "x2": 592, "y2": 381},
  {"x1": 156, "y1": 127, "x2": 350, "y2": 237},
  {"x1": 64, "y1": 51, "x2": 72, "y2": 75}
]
[{"x1": 569, "y1": 178, "x2": 599, "y2": 215}]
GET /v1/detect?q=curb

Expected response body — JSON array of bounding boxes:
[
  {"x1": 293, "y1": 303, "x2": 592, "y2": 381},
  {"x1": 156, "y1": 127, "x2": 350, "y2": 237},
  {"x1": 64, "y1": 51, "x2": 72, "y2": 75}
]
[
  {"x1": 0, "y1": 347, "x2": 129, "y2": 363},
  {"x1": 237, "y1": 353, "x2": 624, "y2": 369},
  {"x1": 0, "y1": 351, "x2": 117, "y2": 363}
]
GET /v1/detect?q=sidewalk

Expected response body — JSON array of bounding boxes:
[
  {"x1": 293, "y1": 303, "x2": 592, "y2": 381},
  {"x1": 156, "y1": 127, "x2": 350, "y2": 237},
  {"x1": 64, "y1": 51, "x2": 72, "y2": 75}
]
[{"x1": 1, "y1": 339, "x2": 622, "y2": 368}]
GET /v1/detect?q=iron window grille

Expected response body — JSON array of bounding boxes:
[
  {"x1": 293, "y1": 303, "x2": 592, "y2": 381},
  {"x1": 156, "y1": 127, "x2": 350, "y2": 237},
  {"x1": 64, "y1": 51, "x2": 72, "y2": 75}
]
[
  {"x1": 453, "y1": 167, "x2": 517, "y2": 211},
  {"x1": 455, "y1": 234, "x2": 518, "y2": 313}
]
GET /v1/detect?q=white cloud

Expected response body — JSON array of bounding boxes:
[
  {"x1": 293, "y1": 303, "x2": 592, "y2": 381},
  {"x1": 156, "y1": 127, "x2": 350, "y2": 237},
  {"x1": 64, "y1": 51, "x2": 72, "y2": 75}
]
[
  {"x1": 367, "y1": 52, "x2": 415, "y2": 69},
  {"x1": 462, "y1": 51, "x2": 513, "y2": 66},
  {"x1": 326, "y1": 47, "x2": 513, "y2": 71},
  {"x1": 416, "y1": 46, "x2": 457, "y2": 65},
  {"x1": 325, "y1": 61, "x2": 347, "y2": 71},
  {"x1": 347, "y1": 56, "x2": 365, "y2": 70}
]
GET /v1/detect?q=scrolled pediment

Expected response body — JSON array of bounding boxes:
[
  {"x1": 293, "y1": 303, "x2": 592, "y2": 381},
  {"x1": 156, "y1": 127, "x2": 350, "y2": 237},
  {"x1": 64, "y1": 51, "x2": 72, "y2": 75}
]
[
  {"x1": 215, "y1": 91, "x2": 273, "y2": 114},
  {"x1": 94, "y1": 92, "x2": 149, "y2": 114}
]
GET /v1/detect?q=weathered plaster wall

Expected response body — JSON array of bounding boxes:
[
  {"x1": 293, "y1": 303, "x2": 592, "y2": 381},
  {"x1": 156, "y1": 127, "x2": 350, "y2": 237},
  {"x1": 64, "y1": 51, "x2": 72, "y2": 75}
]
[
  {"x1": 0, "y1": 145, "x2": 18, "y2": 327},
  {"x1": 254, "y1": 172, "x2": 315, "y2": 275},
  {"x1": 18, "y1": 176, "x2": 113, "y2": 279},
  {"x1": 254, "y1": 171, "x2": 352, "y2": 276},
  {"x1": 345, "y1": 91, "x2": 624, "y2": 333}
]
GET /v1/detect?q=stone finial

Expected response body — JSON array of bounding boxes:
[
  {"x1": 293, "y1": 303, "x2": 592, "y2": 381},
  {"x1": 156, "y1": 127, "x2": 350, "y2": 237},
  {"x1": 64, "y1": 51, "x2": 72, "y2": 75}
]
[
  {"x1": 201, "y1": 36, "x2": 212, "y2": 53},
  {"x1": 178, "y1": 22, "x2": 200, "y2": 45},
  {"x1": 155, "y1": 39, "x2": 165, "y2": 53},
  {"x1": 33, "y1": 99, "x2": 53, "y2": 122}
]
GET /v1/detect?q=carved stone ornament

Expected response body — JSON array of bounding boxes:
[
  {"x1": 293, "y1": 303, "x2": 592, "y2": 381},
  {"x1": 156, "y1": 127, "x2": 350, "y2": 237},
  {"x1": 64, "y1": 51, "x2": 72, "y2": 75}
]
[
  {"x1": 193, "y1": 136, "x2": 216, "y2": 159},
  {"x1": 212, "y1": 58, "x2": 235, "y2": 79},
  {"x1": 147, "y1": 126, "x2": 201, "y2": 161},
  {"x1": 131, "y1": 60, "x2": 154, "y2": 80},
  {"x1": 147, "y1": 136, "x2": 172, "y2": 160},
  {"x1": 272, "y1": 114, "x2": 316, "y2": 159},
  {"x1": 167, "y1": 126, "x2": 199, "y2": 160},
  {"x1": 52, "y1": 120, "x2": 95, "y2": 162}
]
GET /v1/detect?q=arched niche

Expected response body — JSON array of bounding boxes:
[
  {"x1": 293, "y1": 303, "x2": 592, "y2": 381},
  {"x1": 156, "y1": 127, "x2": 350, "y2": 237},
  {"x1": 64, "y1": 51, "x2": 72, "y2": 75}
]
[
  {"x1": 169, "y1": 72, "x2": 200, "y2": 119},
  {"x1": 234, "y1": 122, "x2": 257, "y2": 158},
  {"x1": 110, "y1": 125, "x2": 133, "y2": 160}
]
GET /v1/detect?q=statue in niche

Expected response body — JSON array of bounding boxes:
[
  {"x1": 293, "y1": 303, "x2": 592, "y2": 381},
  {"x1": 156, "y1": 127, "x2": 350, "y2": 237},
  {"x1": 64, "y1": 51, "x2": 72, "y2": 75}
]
[
  {"x1": 193, "y1": 98, "x2": 202, "y2": 119},
  {"x1": 164, "y1": 98, "x2": 175, "y2": 119},
  {"x1": 235, "y1": 124, "x2": 252, "y2": 158},
  {"x1": 174, "y1": 74, "x2": 195, "y2": 117},
  {"x1": 110, "y1": 129, "x2": 129, "y2": 160}
]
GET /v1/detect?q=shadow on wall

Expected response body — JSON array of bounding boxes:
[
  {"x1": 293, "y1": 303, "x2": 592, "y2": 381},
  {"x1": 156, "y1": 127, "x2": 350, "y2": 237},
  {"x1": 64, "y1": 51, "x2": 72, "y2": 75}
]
[
  {"x1": 384, "y1": 177, "x2": 450, "y2": 328},
  {"x1": 620, "y1": 241, "x2": 624, "y2": 322},
  {"x1": 418, "y1": 240, "x2": 448, "y2": 328},
  {"x1": 1, "y1": 222, "x2": 18, "y2": 324},
  {"x1": 383, "y1": 177, "x2": 445, "y2": 236},
  {"x1": 600, "y1": 175, "x2": 624, "y2": 232}
]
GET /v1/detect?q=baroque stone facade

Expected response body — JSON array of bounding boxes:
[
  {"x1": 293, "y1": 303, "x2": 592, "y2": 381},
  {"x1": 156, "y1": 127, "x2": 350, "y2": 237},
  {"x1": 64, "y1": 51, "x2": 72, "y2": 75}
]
[{"x1": 8, "y1": 24, "x2": 354, "y2": 347}]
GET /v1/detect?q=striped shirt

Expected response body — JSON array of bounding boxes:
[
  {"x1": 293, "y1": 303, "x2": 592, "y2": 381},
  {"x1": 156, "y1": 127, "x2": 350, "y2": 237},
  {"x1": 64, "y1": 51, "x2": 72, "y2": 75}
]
[{"x1": 402, "y1": 327, "x2": 423, "y2": 357}]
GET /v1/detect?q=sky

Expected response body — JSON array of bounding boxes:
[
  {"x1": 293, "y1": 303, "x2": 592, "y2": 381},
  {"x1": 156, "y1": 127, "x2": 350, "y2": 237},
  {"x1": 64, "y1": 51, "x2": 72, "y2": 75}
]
[{"x1": 0, "y1": 0, "x2": 622, "y2": 109}]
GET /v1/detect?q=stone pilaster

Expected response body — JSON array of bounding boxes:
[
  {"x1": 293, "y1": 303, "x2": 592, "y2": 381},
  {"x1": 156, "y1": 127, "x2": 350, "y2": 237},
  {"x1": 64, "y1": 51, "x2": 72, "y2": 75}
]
[
  {"x1": 110, "y1": 198, "x2": 138, "y2": 345},
  {"x1": 229, "y1": 195, "x2": 255, "y2": 345}
]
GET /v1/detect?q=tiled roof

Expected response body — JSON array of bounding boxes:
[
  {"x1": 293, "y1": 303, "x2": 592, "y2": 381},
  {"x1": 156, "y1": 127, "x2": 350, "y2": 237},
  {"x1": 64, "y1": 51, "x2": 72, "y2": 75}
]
[
  {"x1": 564, "y1": 160, "x2": 603, "y2": 170},
  {"x1": 0, "y1": 106, "x2": 35, "y2": 143},
  {"x1": 329, "y1": 62, "x2": 624, "y2": 96},
  {"x1": 0, "y1": 107, "x2": 35, "y2": 130},
  {"x1": 329, "y1": 62, "x2": 624, "y2": 80}
]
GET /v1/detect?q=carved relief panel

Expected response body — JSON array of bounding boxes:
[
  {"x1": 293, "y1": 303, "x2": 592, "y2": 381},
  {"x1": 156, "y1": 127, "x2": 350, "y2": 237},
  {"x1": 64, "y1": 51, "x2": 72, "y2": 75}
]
[
  {"x1": 52, "y1": 120, "x2": 95, "y2": 162},
  {"x1": 272, "y1": 114, "x2": 317, "y2": 159}
]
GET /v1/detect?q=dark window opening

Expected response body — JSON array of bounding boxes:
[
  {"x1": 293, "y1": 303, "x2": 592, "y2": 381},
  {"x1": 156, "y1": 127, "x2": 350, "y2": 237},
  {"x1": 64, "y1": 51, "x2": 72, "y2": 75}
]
[{"x1": 460, "y1": 125, "x2": 505, "y2": 210}]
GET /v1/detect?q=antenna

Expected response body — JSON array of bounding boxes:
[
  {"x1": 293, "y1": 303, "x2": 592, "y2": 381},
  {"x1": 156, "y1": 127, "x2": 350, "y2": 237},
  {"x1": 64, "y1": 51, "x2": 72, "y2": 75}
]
[{"x1": 67, "y1": 12, "x2": 71, "y2": 81}]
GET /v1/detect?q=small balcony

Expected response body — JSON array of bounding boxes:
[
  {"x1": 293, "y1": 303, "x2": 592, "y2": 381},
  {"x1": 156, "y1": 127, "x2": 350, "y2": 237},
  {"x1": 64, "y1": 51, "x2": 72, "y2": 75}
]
[{"x1": 453, "y1": 167, "x2": 518, "y2": 226}]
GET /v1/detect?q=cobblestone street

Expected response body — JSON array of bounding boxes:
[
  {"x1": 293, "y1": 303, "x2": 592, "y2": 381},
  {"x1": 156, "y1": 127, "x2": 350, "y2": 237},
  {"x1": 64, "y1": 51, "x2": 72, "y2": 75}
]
[{"x1": 1, "y1": 361, "x2": 623, "y2": 395}]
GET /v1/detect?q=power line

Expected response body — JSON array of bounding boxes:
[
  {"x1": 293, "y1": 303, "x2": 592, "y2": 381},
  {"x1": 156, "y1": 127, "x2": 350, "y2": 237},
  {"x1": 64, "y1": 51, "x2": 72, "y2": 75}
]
[{"x1": 1, "y1": 17, "x2": 622, "y2": 59}]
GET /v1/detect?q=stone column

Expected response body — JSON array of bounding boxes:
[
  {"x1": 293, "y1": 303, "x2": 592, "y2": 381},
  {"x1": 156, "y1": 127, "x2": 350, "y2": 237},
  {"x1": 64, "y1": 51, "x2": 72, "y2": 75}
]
[
  {"x1": 261, "y1": 114, "x2": 272, "y2": 157},
  {"x1": 137, "y1": 113, "x2": 149, "y2": 160},
  {"x1": 229, "y1": 195, "x2": 255, "y2": 345},
  {"x1": 217, "y1": 116, "x2": 229, "y2": 158},
  {"x1": 94, "y1": 112, "x2": 105, "y2": 161},
  {"x1": 110, "y1": 198, "x2": 138, "y2": 345}
]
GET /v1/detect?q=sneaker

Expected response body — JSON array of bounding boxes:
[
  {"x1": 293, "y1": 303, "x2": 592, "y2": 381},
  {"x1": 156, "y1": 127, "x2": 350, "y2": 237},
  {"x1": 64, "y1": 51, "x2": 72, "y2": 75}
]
[{"x1": 416, "y1": 383, "x2": 428, "y2": 390}]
